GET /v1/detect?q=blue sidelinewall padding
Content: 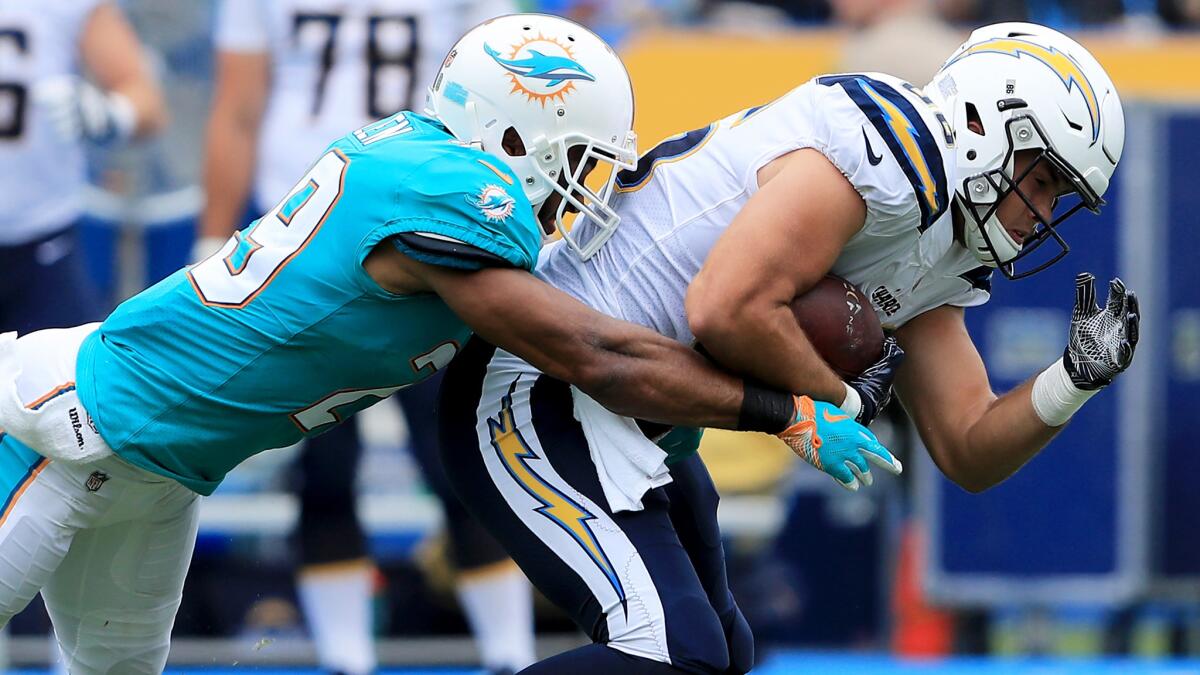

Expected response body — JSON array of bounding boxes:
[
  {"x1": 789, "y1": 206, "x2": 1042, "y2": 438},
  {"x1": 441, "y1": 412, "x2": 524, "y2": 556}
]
[
  {"x1": 1163, "y1": 114, "x2": 1200, "y2": 578},
  {"x1": 938, "y1": 172, "x2": 1121, "y2": 578}
]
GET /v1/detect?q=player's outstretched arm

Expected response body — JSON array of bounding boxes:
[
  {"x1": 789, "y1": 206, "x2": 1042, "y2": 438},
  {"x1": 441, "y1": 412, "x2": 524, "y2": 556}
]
[
  {"x1": 686, "y1": 148, "x2": 865, "y2": 411},
  {"x1": 894, "y1": 275, "x2": 1139, "y2": 492},
  {"x1": 420, "y1": 261, "x2": 745, "y2": 428},
  {"x1": 367, "y1": 244, "x2": 902, "y2": 488},
  {"x1": 435, "y1": 263, "x2": 903, "y2": 488},
  {"x1": 892, "y1": 305, "x2": 1049, "y2": 492}
]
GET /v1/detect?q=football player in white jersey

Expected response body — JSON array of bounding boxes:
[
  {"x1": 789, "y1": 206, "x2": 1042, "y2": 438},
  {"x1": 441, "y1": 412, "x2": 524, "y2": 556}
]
[
  {"x1": 0, "y1": 0, "x2": 164, "y2": 334},
  {"x1": 437, "y1": 22, "x2": 1139, "y2": 674},
  {"x1": 198, "y1": 3, "x2": 534, "y2": 674}
]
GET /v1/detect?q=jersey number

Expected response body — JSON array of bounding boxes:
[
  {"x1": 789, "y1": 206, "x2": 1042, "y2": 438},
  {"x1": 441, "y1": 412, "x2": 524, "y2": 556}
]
[
  {"x1": 189, "y1": 149, "x2": 349, "y2": 307},
  {"x1": 0, "y1": 29, "x2": 30, "y2": 140},
  {"x1": 290, "y1": 341, "x2": 458, "y2": 433},
  {"x1": 293, "y1": 12, "x2": 419, "y2": 119}
]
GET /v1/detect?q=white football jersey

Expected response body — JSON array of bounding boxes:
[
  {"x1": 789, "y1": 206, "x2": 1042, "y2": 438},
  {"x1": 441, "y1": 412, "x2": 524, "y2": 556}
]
[
  {"x1": 216, "y1": 0, "x2": 514, "y2": 208},
  {"x1": 537, "y1": 72, "x2": 993, "y2": 339},
  {"x1": 0, "y1": 0, "x2": 102, "y2": 244}
]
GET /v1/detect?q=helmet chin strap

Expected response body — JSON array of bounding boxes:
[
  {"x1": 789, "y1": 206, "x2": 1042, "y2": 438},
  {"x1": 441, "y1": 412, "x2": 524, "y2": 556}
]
[{"x1": 461, "y1": 102, "x2": 487, "y2": 152}]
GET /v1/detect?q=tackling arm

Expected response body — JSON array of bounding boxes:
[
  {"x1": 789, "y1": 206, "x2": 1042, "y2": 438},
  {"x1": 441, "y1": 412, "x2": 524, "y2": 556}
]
[
  {"x1": 416, "y1": 260, "x2": 745, "y2": 428},
  {"x1": 364, "y1": 243, "x2": 903, "y2": 490},
  {"x1": 893, "y1": 305, "x2": 1060, "y2": 492}
]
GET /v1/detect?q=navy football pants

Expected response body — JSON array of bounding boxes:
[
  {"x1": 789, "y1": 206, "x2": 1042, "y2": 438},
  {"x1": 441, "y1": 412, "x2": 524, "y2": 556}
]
[{"x1": 439, "y1": 338, "x2": 753, "y2": 674}]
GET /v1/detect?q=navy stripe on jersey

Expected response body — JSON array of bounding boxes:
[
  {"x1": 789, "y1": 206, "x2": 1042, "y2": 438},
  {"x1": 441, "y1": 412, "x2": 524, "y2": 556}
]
[
  {"x1": 818, "y1": 75, "x2": 950, "y2": 232},
  {"x1": 615, "y1": 124, "x2": 715, "y2": 192},
  {"x1": 960, "y1": 265, "x2": 994, "y2": 294}
]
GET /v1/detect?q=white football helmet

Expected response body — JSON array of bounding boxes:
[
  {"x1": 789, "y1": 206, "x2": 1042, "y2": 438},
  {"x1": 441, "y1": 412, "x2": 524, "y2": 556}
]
[
  {"x1": 426, "y1": 13, "x2": 637, "y2": 259},
  {"x1": 925, "y1": 22, "x2": 1125, "y2": 278}
]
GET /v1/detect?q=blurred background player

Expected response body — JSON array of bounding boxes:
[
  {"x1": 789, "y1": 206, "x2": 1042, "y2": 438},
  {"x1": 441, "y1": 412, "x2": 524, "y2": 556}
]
[
  {"x1": 0, "y1": 0, "x2": 164, "y2": 335},
  {"x1": 831, "y1": 0, "x2": 964, "y2": 84},
  {"x1": 76, "y1": 0, "x2": 214, "y2": 310},
  {"x1": 199, "y1": 2, "x2": 533, "y2": 674}
]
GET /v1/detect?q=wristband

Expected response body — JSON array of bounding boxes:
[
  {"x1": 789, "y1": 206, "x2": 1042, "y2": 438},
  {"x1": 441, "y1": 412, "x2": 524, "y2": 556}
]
[
  {"x1": 1031, "y1": 357, "x2": 1098, "y2": 427},
  {"x1": 106, "y1": 91, "x2": 138, "y2": 142},
  {"x1": 738, "y1": 382, "x2": 795, "y2": 433}
]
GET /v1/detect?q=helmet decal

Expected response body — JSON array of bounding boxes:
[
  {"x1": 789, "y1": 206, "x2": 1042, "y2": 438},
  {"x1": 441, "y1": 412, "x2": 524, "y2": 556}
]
[
  {"x1": 943, "y1": 38, "x2": 1100, "y2": 143},
  {"x1": 484, "y1": 36, "x2": 595, "y2": 107},
  {"x1": 470, "y1": 185, "x2": 516, "y2": 223},
  {"x1": 428, "y1": 14, "x2": 637, "y2": 260}
]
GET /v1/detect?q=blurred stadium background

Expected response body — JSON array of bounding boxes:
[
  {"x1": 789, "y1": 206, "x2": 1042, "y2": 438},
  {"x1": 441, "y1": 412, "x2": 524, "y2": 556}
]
[{"x1": 4, "y1": 0, "x2": 1200, "y2": 673}]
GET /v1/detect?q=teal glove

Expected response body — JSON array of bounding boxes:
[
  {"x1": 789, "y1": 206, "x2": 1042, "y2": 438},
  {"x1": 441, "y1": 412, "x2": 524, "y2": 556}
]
[
  {"x1": 656, "y1": 426, "x2": 705, "y2": 466},
  {"x1": 777, "y1": 395, "x2": 902, "y2": 491}
]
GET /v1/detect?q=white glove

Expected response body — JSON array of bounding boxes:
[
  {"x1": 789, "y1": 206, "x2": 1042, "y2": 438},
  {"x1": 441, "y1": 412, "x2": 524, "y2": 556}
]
[{"x1": 33, "y1": 75, "x2": 137, "y2": 144}]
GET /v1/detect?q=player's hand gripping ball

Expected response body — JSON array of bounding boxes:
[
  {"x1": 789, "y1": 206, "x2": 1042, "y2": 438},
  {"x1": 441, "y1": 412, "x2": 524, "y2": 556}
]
[{"x1": 790, "y1": 276, "x2": 904, "y2": 425}]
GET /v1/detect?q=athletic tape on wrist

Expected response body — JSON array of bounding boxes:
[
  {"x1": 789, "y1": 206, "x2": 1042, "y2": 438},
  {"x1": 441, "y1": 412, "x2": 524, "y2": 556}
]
[
  {"x1": 1031, "y1": 358, "x2": 1098, "y2": 427},
  {"x1": 839, "y1": 383, "x2": 862, "y2": 420}
]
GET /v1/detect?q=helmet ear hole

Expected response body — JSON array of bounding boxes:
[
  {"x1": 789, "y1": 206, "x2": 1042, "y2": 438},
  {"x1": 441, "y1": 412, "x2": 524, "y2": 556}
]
[
  {"x1": 966, "y1": 102, "x2": 985, "y2": 135},
  {"x1": 501, "y1": 127, "x2": 527, "y2": 157}
]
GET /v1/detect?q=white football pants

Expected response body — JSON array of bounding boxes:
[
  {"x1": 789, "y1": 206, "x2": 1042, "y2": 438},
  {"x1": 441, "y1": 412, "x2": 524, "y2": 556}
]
[{"x1": 0, "y1": 324, "x2": 199, "y2": 674}]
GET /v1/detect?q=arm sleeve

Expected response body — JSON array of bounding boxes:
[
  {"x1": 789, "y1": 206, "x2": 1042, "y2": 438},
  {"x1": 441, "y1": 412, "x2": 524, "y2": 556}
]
[{"x1": 390, "y1": 232, "x2": 514, "y2": 270}]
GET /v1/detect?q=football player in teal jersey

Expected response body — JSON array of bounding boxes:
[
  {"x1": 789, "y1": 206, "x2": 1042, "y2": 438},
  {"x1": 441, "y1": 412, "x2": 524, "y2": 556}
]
[{"x1": 0, "y1": 14, "x2": 895, "y2": 673}]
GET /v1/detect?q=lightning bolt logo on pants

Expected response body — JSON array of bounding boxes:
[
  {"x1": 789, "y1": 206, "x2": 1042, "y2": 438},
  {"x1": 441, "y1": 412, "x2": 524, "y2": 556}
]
[{"x1": 488, "y1": 379, "x2": 627, "y2": 609}]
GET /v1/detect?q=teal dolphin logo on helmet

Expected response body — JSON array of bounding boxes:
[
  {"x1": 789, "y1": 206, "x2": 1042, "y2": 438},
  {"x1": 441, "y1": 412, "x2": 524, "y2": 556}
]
[{"x1": 484, "y1": 42, "x2": 595, "y2": 88}]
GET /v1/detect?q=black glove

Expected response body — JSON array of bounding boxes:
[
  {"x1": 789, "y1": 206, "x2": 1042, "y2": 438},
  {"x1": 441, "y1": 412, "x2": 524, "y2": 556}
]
[
  {"x1": 1063, "y1": 272, "x2": 1140, "y2": 390},
  {"x1": 846, "y1": 335, "x2": 905, "y2": 425}
]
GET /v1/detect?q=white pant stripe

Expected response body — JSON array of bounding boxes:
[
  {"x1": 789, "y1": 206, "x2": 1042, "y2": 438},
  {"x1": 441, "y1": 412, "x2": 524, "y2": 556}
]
[{"x1": 473, "y1": 350, "x2": 672, "y2": 664}]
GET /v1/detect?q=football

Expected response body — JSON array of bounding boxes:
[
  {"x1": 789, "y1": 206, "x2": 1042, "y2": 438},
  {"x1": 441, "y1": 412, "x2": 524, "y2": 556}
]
[{"x1": 790, "y1": 275, "x2": 884, "y2": 378}]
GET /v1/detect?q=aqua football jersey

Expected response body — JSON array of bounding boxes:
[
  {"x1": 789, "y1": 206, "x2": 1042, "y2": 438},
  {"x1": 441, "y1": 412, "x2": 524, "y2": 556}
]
[{"x1": 75, "y1": 112, "x2": 540, "y2": 495}]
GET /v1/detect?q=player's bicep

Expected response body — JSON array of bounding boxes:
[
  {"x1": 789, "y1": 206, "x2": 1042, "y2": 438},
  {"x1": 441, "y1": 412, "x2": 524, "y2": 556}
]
[
  {"x1": 893, "y1": 306, "x2": 996, "y2": 471},
  {"x1": 687, "y1": 148, "x2": 866, "y2": 329},
  {"x1": 408, "y1": 260, "x2": 608, "y2": 386}
]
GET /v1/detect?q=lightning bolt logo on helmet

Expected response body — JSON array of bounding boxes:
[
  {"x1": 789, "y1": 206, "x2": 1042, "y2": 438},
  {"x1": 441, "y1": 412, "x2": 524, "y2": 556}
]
[
  {"x1": 944, "y1": 37, "x2": 1100, "y2": 143},
  {"x1": 484, "y1": 34, "x2": 595, "y2": 106}
]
